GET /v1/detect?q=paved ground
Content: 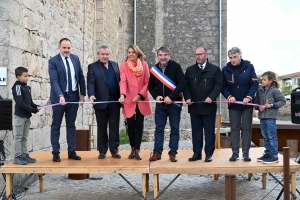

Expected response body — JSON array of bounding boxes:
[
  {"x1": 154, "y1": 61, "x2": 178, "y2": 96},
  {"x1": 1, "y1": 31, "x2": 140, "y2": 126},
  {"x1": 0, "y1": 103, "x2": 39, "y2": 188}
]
[{"x1": 13, "y1": 141, "x2": 300, "y2": 200}]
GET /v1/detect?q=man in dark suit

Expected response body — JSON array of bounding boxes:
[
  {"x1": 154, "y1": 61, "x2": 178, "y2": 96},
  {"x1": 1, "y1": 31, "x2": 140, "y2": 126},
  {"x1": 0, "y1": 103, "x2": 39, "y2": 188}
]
[
  {"x1": 48, "y1": 38, "x2": 86, "y2": 162},
  {"x1": 183, "y1": 46, "x2": 222, "y2": 162},
  {"x1": 87, "y1": 45, "x2": 121, "y2": 159}
]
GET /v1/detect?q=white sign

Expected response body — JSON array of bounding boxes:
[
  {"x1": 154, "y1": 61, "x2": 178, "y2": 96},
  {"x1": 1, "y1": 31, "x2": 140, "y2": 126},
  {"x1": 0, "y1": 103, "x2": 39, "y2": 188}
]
[{"x1": 0, "y1": 67, "x2": 7, "y2": 86}]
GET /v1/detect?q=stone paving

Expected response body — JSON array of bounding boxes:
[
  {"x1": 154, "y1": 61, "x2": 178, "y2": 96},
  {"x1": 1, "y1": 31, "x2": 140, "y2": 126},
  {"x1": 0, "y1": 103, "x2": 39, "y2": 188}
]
[{"x1": 17, "y1": 141, "x2": 300, "y2": 200}]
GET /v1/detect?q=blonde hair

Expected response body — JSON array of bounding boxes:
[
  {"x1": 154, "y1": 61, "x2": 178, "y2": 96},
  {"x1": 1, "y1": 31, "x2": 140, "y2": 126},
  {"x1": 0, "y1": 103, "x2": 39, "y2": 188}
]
[{"x1": 126, "y1": 44, "x2": 145, "y2": 61}]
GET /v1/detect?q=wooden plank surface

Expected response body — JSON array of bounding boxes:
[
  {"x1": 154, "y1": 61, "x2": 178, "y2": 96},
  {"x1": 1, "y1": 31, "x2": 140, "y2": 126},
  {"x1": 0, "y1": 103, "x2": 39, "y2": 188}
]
[
  {"x1": 150, "y1": 148, "x2": 300, "y2": 174},
  {"x1": 1, "y1": 150, "x2": 151, "y2": 174}
]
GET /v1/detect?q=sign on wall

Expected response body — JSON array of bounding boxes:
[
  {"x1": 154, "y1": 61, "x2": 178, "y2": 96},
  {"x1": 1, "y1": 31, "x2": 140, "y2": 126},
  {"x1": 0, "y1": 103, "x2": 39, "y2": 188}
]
[{"x1": 0, "y1": 67, "x2": 7, "y2": 86}]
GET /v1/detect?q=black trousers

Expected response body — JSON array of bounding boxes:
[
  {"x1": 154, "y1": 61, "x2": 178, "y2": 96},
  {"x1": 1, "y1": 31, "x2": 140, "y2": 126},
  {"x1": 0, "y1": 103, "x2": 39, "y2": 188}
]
[
  {"x1": 127, "y1": 106, "x2": 144, "y2": 150},
  {"x1": 95, "y1": 97, "x2": 120, "y2": 154},
  {"x1": 190, "y1": 113, "x2": 216, "y2": 157}
]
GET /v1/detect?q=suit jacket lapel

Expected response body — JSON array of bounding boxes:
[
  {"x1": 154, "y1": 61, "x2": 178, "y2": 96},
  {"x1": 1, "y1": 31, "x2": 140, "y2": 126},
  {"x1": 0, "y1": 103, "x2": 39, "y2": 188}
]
[
  {"x1": 98, "y1": 61, "x2": 107, "y2": 85},
  {"x1": 58, "y1": 54, "x2": 67, "y2": 77},
  {"x1": 111, "y1": 61, "x2": 120, "y2": 82}
]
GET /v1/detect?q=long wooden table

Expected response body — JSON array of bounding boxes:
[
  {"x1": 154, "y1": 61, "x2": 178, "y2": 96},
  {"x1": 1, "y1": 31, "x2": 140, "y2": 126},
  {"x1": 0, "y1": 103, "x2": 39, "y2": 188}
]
[
  {"x1": 150, "y1": 148, "x2": 300, "y2": 199},
  {"x1": 1, "y1": 150, "x2": 151, "y2": 199},
  {"x1": 222, "y1": 120, "x2": 300, "y2": 151}
]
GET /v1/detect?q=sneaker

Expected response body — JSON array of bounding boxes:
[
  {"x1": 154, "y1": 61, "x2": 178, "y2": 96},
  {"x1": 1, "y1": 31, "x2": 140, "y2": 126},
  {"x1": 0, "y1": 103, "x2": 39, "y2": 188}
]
[
  {"x1": 13, "y1": 155, "x2": 28, "y2": 165},
  {"x1": 229, "y1": 153, "x2": 239, "y2": 161},
  {"x1": 262, "y1": 155, "x2": 279, "y2": 164},
  {"x1": 242, "y1": 153, "x2": 251, "y2": 162},
  {"x1": 257, "y1": 154, "x2": 269, "y2": 162},
  {"x1": 23, "y1": 153, "x2": 37, "y2": 163}
]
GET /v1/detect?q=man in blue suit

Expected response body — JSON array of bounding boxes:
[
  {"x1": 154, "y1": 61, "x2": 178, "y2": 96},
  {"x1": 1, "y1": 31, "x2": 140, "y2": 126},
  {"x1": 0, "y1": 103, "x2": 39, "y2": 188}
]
[{"x1": 48, "y1": 38, "x2": 86, "y2": 162}]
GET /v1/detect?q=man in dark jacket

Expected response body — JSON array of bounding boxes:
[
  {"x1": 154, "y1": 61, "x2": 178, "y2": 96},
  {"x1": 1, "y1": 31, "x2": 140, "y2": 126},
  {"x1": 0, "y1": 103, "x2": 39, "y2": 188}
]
[
  {"x1": 184, "y1": 46, "x2": 222, "y2": 162},
  {"x1": 87, "y1": 45, "x2": 121, "y2": 159},
  {"x1": 221, "y1": 47, "x2": 258, "y2": 162},
  {"x1": 148, "y1": 46, "x2": 186, "y2": 162}
]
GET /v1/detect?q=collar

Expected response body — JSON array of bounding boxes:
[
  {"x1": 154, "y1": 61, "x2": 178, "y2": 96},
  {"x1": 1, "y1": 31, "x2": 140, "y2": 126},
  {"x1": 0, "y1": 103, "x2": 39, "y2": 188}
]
[
  {"x1": 197, "y1": 61, "x2": 207, "y2": 69},
  {"x1": 60, "y1": 54, "x2": 69, "y2": 60}
]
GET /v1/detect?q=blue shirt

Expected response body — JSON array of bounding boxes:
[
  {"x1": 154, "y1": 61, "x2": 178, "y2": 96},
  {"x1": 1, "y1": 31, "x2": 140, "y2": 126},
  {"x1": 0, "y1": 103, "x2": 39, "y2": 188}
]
[{"x1": 101, "y1": 61, "x2": 119, "y2": 96}]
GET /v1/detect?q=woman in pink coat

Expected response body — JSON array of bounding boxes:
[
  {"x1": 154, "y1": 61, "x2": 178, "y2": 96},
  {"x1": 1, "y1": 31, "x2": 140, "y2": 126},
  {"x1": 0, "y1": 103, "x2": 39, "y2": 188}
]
[{"x1": 119, "y1": 44, "x2": 152, "y2": 160}]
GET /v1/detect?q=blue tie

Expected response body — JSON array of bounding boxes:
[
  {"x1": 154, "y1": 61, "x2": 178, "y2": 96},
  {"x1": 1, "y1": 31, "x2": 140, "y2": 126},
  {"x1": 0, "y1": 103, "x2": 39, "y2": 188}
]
[
  {"x1": 65, "y1": 57, "x2": 73, "y2": 97},
  {"x1": 200, "y1": 65, "x2": 204, "y2": 70}
]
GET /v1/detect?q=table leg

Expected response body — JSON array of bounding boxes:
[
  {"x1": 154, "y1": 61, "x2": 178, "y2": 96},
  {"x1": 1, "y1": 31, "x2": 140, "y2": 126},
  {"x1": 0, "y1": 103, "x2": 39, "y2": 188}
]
[
  {"x1": 154, "y1": 174, "x2": 159, "y2": 199},
  {"x1": 214, "y1": 174, "x2": 219, "y2": 180},
  {"x1": 142, "y1": 173, "x2": 147, "y2": 198},
  {"x1": 38, "y1": 174, "x2": 44, "y2": 192},
  {"x1": 6, "y1": 173, "x2": 12, "y2": 200},
  {"x1": 146, "y1": 173, "x2": 149, "y2": 192},
  {"x1": 291, "y1": 172, "x2": 296, "y2": 200},
  {"x1": 248, "y1": 173, "x2": 253, "y2": 180},
  {"x1": 262, "y1": 173, "x2": 266, "y2": 189}
]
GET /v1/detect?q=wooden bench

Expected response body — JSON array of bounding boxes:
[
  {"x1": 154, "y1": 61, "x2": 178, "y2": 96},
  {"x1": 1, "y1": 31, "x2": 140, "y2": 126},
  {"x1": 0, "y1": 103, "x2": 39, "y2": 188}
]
[
  {"x1": 150, "y1": 148, "x2": 300, "y2": 199},
  {"x1": 1, "y1": 150, "x2": 151, "y2": 200}
]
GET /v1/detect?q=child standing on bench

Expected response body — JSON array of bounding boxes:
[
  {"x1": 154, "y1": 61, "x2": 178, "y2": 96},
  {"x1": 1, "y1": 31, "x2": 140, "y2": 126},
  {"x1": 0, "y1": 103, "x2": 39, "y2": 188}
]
[
  {"x1": 12, "y1": 67, "x2": 39, "y2": 165},
  {"x1": 254, "y1": 71, "x2": 286, "y2": 163}
]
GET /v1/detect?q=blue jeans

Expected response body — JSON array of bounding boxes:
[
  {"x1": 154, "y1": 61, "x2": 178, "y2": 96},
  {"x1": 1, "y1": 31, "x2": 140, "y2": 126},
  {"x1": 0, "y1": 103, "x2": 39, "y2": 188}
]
[
  {"x1": 153, "y1": 103, "x2": 182, "y2": 155},
  {"x1": 260, "y1": 119, "x2": 278, "y2": 156}
]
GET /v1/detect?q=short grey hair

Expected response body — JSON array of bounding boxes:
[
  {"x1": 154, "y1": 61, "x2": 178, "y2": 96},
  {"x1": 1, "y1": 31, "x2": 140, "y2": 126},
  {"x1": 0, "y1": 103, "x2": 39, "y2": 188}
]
[
  {"x1": 228, "y1": 47, "x2": 242, "y2": 57},
  {"x1": 97, "y1": 45, "x2": 110, "y2": 54},
  {"x1": 195, "y1": 46, "x2": 208, "y2": 52}
]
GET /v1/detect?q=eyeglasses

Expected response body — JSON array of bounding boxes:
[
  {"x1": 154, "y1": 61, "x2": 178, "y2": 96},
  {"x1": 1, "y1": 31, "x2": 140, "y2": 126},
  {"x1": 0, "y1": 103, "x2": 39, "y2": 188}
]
[{"x1": 194, "y1": 53, "x2": 207, "y2": 56}]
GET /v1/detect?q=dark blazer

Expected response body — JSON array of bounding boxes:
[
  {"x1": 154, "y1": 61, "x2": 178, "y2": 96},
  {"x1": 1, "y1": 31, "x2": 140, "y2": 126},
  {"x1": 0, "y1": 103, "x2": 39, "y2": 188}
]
[
  {"x1": 183, "y1": 61, "x2": 223, "y2": 115},
  {"x1": 87, "y1": 60, "x2": 120, "y2": 109},
  {"x1": 48, "y1": 53, "x2": 86, "y2": 103}
]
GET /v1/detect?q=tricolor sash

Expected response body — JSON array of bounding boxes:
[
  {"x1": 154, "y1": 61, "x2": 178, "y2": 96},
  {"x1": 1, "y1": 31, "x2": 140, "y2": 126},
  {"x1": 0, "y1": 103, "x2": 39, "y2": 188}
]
[{"x1": 150, "y1": 65, "x2": 183, "y2": 98}]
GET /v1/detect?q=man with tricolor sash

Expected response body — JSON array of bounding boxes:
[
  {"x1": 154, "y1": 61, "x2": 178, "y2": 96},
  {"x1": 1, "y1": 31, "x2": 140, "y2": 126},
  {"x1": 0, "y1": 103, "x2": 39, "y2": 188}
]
[{"x1": 148, "y1": 46, "x2": 186, "y2": 162}]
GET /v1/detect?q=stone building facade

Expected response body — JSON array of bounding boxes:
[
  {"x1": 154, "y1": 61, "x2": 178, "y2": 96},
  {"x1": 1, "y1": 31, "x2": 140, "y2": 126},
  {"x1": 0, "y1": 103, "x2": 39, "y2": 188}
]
[{"x1": 0, "y1": 0, "x2": 227, "y2": 171}]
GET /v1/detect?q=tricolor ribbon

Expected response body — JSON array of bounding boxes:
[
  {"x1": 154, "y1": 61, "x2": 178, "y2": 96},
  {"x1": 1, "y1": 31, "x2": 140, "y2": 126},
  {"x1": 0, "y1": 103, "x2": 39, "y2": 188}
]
[
  {"x1": 38, "y1": 100, "x2": 265, "y2": 109},
  {"x1": 150, "y1": 65, "x2": 183, "y2": 98}
]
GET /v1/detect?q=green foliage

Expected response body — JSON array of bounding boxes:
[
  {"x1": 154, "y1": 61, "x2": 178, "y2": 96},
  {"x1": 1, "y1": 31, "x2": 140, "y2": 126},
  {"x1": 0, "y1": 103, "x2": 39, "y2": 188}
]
[
  {"x1": 119, "y1": 129, "x2": 129, "y2": 144},
  {"x1": 298, "y1": 78, "x2": 300, "y2": 87},
  {"x1": 282, "y1": 86, "x2": 292, "y2": 96}
]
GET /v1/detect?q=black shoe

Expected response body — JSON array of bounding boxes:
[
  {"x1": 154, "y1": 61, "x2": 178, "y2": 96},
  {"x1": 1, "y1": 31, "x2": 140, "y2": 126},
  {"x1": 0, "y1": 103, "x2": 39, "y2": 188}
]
[
  {"x1": 205, "y1": 156, "x2": 212, "y2": 162},
  {"x1": 188, "y1": 154, "x2": 202, "y2": 161},
  {"x1": 98, "y1": 152, "x2": 106, "y2": 159},
  {"x1": 68, "y1": 152, "x2": 81, "y2": 160},
  {"x1": 53, "y1": 153, "x2": 61, "y2": 162},
  {"x1": 111, "y1": 152, "x2": 121, "y2": 159}
]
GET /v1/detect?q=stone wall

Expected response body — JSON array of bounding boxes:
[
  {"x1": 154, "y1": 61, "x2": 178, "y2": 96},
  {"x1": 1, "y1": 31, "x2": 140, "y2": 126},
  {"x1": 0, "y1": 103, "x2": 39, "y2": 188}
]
[{"x1": 136, "y1": 0, "x2": 228, "y2": 129}]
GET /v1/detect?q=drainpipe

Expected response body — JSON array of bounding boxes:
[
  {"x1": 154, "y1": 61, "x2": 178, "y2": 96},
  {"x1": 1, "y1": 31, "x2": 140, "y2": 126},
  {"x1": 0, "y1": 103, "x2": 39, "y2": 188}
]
[
  {"x1": 219, "y1": 0, "x2": 222, "y2": 115},
  {"x1": 81, "y1": 0, "x2": 86, "y2": 129},
  {"x1": 134, "y1": 0, "x2": 137, "y2": 45}
]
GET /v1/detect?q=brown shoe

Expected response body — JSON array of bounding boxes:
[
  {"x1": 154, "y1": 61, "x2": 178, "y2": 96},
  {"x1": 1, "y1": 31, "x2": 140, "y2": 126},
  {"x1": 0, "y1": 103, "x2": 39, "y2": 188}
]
[
  {"x1": 135, "y1": 150, "x2": 142, "y2": 160},
  {"x1": 111, "y1": 152, "x2": 121, "y2": 159},
  {"x1": 169, "y1": 154, "x2": 178, "y2": 162},
  {"x1": 149, "y1": 153, "x2": 161, "y2": 162},
  {"x1": 128, "y1": 147, "x2": 135, "y2": 159},
  {"x1": 98, "y1": 153, "x2": 106, "y2": 159}
]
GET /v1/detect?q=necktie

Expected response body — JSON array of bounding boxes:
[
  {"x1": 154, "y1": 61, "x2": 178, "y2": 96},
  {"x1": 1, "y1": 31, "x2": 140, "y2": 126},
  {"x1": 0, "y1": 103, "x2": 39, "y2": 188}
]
[
  {"x1": 65, "y1": 57, "x2": 73, "y2": 97},
  {"x1": 200, "y1": 65, "x2": 204, "y2": 70}
]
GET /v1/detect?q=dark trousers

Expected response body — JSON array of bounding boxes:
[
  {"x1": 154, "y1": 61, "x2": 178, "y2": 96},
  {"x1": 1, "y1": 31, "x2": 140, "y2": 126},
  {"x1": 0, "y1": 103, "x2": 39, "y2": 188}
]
[
  {"x1": 229, "y1": 108, "x2": 253, "y2": 154},
  {"x1": 190, "y1": 113, "x2": 216, "y2": 157},
  {"x1": 127, "y1": 106, "x2": 144, "y2": 150},
  {"x1": 95, "y1": 97, "x2": 120, "y2": 154},
  {"x1": 51, "y1": 92, "x2": 79, "y2": 154}
]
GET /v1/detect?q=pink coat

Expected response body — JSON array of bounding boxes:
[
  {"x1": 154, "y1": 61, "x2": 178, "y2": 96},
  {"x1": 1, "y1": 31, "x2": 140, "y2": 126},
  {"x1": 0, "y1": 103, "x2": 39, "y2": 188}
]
[{"x1": 120, "y1": 61, "x2": 152, "y2": 118}]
